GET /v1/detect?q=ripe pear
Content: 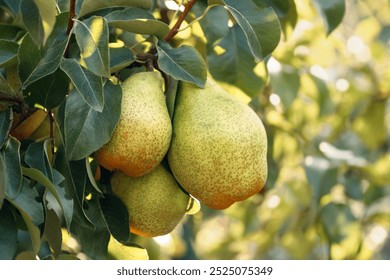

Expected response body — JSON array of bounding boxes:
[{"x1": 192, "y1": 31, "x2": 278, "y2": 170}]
[
  {"x1": 11, "y1": 109, "x2": 47, "y2": 141},
  {"x1": 96, "y1": 71, "x2": 172, "y2": 177},
  {"x1": 168, "y1": 77, "x2": 267, "y2": 210},
  {"x1": 111, "y1": 165, "x2": 190, "y2": 237}
]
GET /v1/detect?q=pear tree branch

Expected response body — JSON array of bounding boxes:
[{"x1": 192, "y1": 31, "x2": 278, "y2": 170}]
[{"x1": 164, "y1": 0, "x2": 198, "y2": 42}]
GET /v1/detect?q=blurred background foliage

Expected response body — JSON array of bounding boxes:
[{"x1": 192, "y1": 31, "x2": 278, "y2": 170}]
[{"x1": 107, "y1": 0, "x2": 390, "y2": 260}]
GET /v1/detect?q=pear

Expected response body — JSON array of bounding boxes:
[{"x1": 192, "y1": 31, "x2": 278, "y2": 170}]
[
  {"x1": 96, "y1": 71, "x2": 172, "y2": 177},
  {"x1": 168, "y1": 77, "x2": 267, "y2": 210},
  {"x1": 111, "y1": 165, "x2": 190, "y2": 237}
]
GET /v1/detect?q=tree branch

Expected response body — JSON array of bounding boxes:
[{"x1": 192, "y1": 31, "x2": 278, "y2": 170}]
[
  {"x1": 66, "y1": 0, "x2": 76, "y2": 35},
  {"x1": 164, "y1": 0, "x2": 198, "y2": 42}
]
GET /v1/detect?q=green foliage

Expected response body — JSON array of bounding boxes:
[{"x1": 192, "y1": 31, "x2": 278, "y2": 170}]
[{"x1": 0, "y1": 0, "x2": 389, "y2": 261}]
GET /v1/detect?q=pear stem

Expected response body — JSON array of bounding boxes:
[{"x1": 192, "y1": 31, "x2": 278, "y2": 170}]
[{"x1": 164, "y1": 0, "x2": 199, "y2": 42}]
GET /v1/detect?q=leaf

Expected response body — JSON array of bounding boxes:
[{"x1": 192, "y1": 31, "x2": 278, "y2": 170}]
[
  {"x1": 9, "y1": 178, "x2": 44, "y2": 226},
  {"x1": 255, "y1": 0, "x2": 297, "y2": 36},
  {"x1": 44, "y1": 208, "x2": 62, "y2": 258},
  {"x1": 105, "y1": 8, "x2": 170, "y2": 39},
  {"x1": 207, "y1": 25, "x2": 265, "y2": 98},
  {"x1": 60, "y1": 58, "x2": 104, "y2": 112},
  {"x1": 165, "y1": 75, "x2": 178, "y2": 120},
  {"x1": 2, "y1": 0, "x2": 21, "y2": 16},
  {"x1": 85, "y1": 158, "x2": 102, "y2": 194},
  {"x1": 17, "y1": 34, "x2": 41, "y2": 84},
  {"x1": 0, "y1": 108, "x2": 12, "y2": 149},
  {"x1": 109, "y1": 44, "x2": 135, "y2": 73},
  {"x1": 157, "y1": 42, "x2": 207, "y2": 88},
  {"x1": 0, "y1": 39, "x2": 19, "y2": 67},
  {"x1": 79, "y1": 0, "x2": 152, "y2": 17},
  {"x1": 0, "y1": 202, "x2": 18, "y2": 260},
  {"x1": 315, "y1": 0, "x2": 346, "y2": 35},
  {"x1": 22, "y1": 167, "x2": 64, "y2": 218},
  {"x1": 1, "y1": 136, "x2": 22, "y2": 199},
  {"x1": 269, "y1": 66, "x2": 300, "y2": 108},
  {"x1": 20, "y1": 0, "x2": 57, "y2": 46},
  {"x1": 25, "y1": 69, "x2": 69, "y2": 109},
  {"x1": 8, "y1": 178, "x2": 43, "y2": 254},
  {"x1": 304, "y1": 156, "x2": 338, "y2": 202},
  {"x1": 74, "y1": 16, "x2": 110, "y2": 78},
  {"x1": 99, "y1": 193, "x2": 130, "y2": 243},
  {"x1": 64, "y1": 80, "x2": 122, "y2": 160},
  {"x1": 319, "y1": 202, "x2": 356, "y2": 243},
  {"x1": 222, "y1": 0, "x2": 281, "y2": 62},
  {"x1": 24, "y1": 141, "x2": 74, "y2": 228},
  {"x1": 23, "y1": 12, "x2": 70, "y2": 87},
  {"x1": 70, "y1": 197, "x2": 111, "y2": 259},
  {"x1": 108, "y1": 238, "x2": 149, "y2": 260},
  {"x1": 54, "y1": 147, "x2": 94, "y2": 228},
  {"x1": 0, "y1": 24, "x2": 23, "y2": 40},
  {"x1": 199, "y1": 5, "x2": 229, "y2": 45}
]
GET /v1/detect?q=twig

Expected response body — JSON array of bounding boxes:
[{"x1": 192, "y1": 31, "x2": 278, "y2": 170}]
[
  {"x1": 64, "y1": 0, "x2": 76, "y2": 58},
  {"x1": 49, "y1": 109, "x2": 56, "y2": 160},
  {"x1": 164, "y1": 0, "x2": 199, "y2": 42},
  {"x1": 66, "y1": 0, "x2": 76, "y2": 35}
]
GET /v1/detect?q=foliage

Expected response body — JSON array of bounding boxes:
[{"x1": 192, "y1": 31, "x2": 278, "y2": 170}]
[{"x1": 0, "y1": 0, "x2": 389, "y2": 260}]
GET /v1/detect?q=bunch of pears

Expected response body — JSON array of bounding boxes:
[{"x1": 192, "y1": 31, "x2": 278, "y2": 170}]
[{"x1": 97, "y1": 71, "x2": 268, "y2": 238}]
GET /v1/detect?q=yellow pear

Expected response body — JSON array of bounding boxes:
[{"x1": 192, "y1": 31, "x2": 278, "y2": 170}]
[
  {"x1": 96, "y1": 71, "x2": 172, "y2": 177},
  {"x1": 10, "y1": 109, "x2": 47, "y2": 141},
  {"x1": 168, "y1": 77, "x2": 268, "y2": 210},
  {"x1": 111, "y1": 165, "x2": 190, "y2": 237}
]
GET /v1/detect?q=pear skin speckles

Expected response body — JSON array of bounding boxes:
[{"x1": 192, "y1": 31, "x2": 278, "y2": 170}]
[
  {"x1": 111, "y1": 165, "x2": 190, "y2": 237},
  {"x1": 168, "y1": 77, "x2": 267, "y2": 210},
  {"x1": 96, "y1": 71, "x2": 172, "y2": 177}
]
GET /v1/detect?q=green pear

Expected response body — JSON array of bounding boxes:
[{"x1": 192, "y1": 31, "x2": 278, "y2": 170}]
[
  {"x1": 111, "y1": 165, "x2": 190, "y2": 237},
  {"x1": 96, "y1": 71, "x2": 172, "y2": 177},
  {"x1": 168, "y1": 77, "x2": 267, "y2": 210}
]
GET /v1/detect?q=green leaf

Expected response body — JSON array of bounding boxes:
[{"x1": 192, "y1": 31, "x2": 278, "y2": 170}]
[
  {"x1": 99, "y1": 193, "x2": 130, "y2": 243},
  {"x1": 74, "y1": 16, "x2": 110, "y2": 78},
  {"x1": 60, "y1": 58, "x2": 104, "y2": 112},
  {"x1": 0, "y1": 24, "x2": 23, "y2": 40},
  {"x1": 9, "y1": 178, "x2": 44, "y2": 226},
  {"x1": 109, "y1": 45, "x2": 135, "y2": 73},
  {"x1": 198, "y1": 5, "x2": 229, "y2": 45},
  {"x1": 24, "y1": 140, "x2": 53, "y2": 181},
  {"x1": 269, "y1": 66, "x2": 300, "y2": 108},
  {"x1": 165, "y1": 75, "x2": 178, "y2": 120},
  {"x1": 70, "y1": 197, "x2": 110, "y2": 259},
  {"x1": 319, "y1": 202, "x2": 356, "y2": 243},
  {"x1": 157, "y1": 42, "x2": 207, "y2": 88},
  {"x1": 315, "y1": 0, "x2": 346, "y2": 35},
  {"x1": 304, "y1": 156, "x2": 338, "y2": 202},
  {"x1": 54, "y1": 147, "x2": 94, "y2": 229},
  {"x1": 24, "y1": 141, "x2": 74, "y2": 228},
  {"x1": 64, "y1": 80, "x2": 122, "y2": 160},
  {"x1": 79, "y1": 0, "x2": 152, "y2": 17},
  {"x1": 18, "y1": 34, "x2": 41, "y2": 84},
  {"x1": 22, "y1": 167, "x2": 64, "y2": 217},
  {"x1": 1, "y1": 137, "x2": 22, "y2": 199},
  {"x1": 0, "y1": 108, "x2": 12, "y2": 149},
  {"x1": 23, "y1": 12, "x2": 70, "y2": 88},
  {"x1": 207, "y1": 25, "x2": 265, "y2": 98},
  {"x1": 105, "y1": 8, "x2": 170, "y2": 39},
  {"x1": 25, "y1": 69, "x2": 69, "y2": 109},
  {"x1": 0, "y1": 40, "x2": 19, "y2": 68},
  {"x1": 8, "y1": 178, "x2": 43, "y2": 254},
  {"x1": 20, "y1": 0, "x2": 57, "y2": 46},
  {"x1": 0, "y1": 202, "x2": 18, "y2": 260},
  {"x1": 43, "y1": 209, "x2": 62, "y2": 258},
  {"x1": 222, "y1": 0, "x2": 281, "y2": 61},
  {"x1": 255, "y1": 0, "x2": 297, "y2": 35},
  {"x1": 45, "y1": 169, "x2": 74, "y2": 230},
  {"x1": 2, "y1": 0, "x2": 21, "y2": 16}
]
